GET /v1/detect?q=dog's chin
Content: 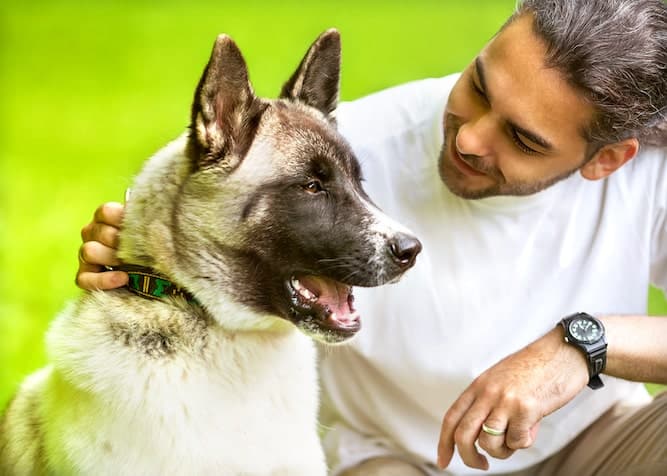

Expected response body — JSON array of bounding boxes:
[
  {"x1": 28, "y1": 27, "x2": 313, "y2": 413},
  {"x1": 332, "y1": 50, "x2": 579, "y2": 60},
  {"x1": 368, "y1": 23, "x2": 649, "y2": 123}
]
[{"x1": 284, "y1": 273, "x2": 361, "y2": 344}]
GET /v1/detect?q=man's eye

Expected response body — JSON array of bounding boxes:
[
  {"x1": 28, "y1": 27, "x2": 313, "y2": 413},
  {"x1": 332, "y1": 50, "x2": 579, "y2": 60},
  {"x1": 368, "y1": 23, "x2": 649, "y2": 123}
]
[
  {"x1": 510, "y1": 129, "x2": 539, "y2": 155},
  {"x1": 302, "y1": 180, "x2": 324, "y2": 194},
  {"x1": 470, "y1": 77, "x2": 487, "y2": 100}
]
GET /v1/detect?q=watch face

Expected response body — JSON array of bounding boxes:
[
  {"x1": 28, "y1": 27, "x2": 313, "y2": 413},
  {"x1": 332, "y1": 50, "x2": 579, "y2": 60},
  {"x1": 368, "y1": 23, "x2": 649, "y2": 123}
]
[{"x1": 568, "y1": 317, "x2": 602, "y2": 343}]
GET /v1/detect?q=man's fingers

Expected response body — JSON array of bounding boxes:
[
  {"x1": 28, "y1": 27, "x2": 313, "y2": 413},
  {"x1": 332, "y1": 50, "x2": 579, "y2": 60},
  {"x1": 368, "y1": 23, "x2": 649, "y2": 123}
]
[
  {"x1": 76, "y1": 202, "x2": 127, "y2": 291},
  {"x1": 452, "y1": 403, "x2": 489, "y2": 470},
  {"x1": 81, "y1": 222, "x2": 121, "y2": 249},
  {"x1": 477, "y1": 413, "x2": 514, "y2": 460},
  {"x1": 437, "y1": 393, "x2": 475, "y2": 469},
  {"x1": 76, "y1": 269, "x2": 128, "y2": 291},
  {"x1": 93, "y1": 202, "x2": 125, "y2": 227},
  {"x1": 76, "y1": 242, "x2": 125, "y2": 290},
  {"x1": 505, "y1": 398, "x2": 542, "y2": 450},
  {"x1": 82, "y1": 202, "x2": 124, "y2": 244},
  {"x1": 79, "y1": 241, "x2": 121, "y2": 267}
]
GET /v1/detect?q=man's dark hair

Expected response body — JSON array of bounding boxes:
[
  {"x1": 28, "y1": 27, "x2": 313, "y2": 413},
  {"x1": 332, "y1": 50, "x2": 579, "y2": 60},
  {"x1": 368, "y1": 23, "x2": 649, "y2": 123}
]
[{"x1": 511, "y1": 0, "x2": 667, "y2": 149}]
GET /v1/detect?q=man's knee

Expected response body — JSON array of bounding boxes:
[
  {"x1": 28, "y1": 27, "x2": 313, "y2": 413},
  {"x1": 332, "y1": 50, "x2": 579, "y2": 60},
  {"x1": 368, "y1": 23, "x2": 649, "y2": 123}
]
[{"x1": 339, "y1": 456, "x2": 428, "y2": 476}]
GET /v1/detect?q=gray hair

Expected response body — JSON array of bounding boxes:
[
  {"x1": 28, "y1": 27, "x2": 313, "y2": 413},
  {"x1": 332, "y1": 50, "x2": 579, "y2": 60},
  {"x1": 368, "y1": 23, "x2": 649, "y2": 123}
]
[{"x1": 511, "y1": 0, "x2": 667, "y2": 149}]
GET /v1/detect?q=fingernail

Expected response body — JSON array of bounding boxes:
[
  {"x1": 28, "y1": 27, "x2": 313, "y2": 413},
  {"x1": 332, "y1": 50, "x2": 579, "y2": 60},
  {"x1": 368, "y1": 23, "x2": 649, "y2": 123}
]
[{"x1": 113, "y1": 272, "x2": 129, "y2": 287}]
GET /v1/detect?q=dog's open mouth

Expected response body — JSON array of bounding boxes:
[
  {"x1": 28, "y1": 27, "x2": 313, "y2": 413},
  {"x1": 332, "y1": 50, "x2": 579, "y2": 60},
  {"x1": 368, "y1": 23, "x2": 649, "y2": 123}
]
[{"x1": 286, "y1": 273, "x2": 361, "y2": 342}]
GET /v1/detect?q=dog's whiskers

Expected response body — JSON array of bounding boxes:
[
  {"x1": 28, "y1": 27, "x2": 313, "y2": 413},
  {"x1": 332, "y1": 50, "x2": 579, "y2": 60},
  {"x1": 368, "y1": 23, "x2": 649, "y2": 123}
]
[
  {"x1": 317, "y1": 256, "x2": 356, "y2": 264},
  {"x1": 341, "y1": 269, "x2": 363, "y2": 283}
]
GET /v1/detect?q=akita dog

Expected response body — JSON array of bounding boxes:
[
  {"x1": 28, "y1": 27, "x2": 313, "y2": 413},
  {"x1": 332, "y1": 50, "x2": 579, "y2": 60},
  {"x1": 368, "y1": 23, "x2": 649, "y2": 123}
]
[{"x1": 0, "y1": 30, "x2": 421, "y2": 475}]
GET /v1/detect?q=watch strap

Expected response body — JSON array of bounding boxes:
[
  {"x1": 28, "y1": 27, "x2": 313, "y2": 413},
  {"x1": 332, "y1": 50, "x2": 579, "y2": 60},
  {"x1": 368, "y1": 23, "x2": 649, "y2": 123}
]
[
  {"x1": 560, "y1": 313, "x2": 607, "y2": 390},
  {"x1": 587, "y1": 374, "x2": 604, "y2": 390},
  {"x1": 588, "y1": 345, "x2": 607, "y2": 377}
]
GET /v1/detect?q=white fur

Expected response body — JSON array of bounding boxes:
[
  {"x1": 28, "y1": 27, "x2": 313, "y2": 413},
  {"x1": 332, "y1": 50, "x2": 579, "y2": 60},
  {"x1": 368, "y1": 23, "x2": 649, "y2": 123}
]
[
  {"x1": 2, "y1": 290, "x2": 326, "y2": 475},
  {"x1": 356, "y1": 190, "x2": 418, "y2": 284}
]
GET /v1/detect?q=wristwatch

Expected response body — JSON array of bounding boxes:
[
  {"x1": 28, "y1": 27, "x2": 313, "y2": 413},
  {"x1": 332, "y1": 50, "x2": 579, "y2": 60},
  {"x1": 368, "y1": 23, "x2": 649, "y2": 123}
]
[{"x1": 559, "y1": 312, "x2": 607, "y2": 389}]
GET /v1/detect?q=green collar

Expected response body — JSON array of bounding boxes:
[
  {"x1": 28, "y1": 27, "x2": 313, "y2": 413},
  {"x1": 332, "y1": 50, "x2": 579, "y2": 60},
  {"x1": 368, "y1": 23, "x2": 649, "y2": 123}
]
[{"x1": 112, "y1": 265, "x2": 198, "y2": 304}]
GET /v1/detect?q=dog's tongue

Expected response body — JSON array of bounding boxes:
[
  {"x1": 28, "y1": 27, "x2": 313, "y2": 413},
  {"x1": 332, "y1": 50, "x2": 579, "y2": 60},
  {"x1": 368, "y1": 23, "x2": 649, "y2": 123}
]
[{"x1": 298, "y1": 275, "x2": 356, "y2": 324}]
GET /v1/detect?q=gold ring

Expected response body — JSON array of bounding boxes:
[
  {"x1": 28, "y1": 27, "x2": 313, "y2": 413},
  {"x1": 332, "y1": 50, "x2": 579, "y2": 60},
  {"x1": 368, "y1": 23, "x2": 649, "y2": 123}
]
[{"x1": 482, "y1": 423, "x2": 507, "y2": 436}]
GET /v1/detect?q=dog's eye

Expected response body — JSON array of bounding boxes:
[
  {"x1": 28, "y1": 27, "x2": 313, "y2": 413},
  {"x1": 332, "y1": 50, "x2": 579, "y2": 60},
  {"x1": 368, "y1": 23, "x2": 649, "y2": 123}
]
[{"x1": 302, "y1": 180, "x2": 324, "y2": 194}]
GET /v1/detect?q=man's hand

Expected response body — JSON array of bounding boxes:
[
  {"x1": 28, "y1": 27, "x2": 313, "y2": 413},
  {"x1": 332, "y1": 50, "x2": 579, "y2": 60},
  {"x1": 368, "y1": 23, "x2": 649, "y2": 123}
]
[
  {"x1": 436, "y1": 328, "x2": 590, "y2": 470},
  {"x1": 76, "y1": 202, "x2": 128, "y2": 291}
]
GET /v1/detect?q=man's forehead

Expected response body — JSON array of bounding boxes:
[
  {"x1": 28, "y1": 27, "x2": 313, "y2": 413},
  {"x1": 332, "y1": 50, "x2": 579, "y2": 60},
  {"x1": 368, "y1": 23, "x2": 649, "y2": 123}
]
[{"x1": 478, "y1": 14, "x2": 594, "y2": 150}]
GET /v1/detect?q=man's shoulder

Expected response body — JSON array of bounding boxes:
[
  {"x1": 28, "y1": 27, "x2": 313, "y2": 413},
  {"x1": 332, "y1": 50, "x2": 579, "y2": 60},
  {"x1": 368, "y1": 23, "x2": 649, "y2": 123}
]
[
  {"x1": 336, "y1": 74, "x2": 460, "y2": 147},
  {"x1": 621, "y1": 145, "x2": 667, "y2": 184},
  {"x1": 341, "y1": 74, "x2": 459, "y2": 109},
  {"x1": 606, "y1": 145, "x2": 667, "y2": 211}
]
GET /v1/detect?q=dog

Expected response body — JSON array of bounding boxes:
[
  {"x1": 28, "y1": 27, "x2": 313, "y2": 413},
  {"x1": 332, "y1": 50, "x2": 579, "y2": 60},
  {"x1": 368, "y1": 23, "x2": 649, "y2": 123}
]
[{"x1": 0, "y1": 30, "x2": 421, "y2": 475}]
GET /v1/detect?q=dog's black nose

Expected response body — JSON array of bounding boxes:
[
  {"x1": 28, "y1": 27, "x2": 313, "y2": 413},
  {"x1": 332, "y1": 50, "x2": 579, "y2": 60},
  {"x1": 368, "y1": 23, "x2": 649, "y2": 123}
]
[{"x1": 388, "y1": 233, "x2": 422, "y2": 268}]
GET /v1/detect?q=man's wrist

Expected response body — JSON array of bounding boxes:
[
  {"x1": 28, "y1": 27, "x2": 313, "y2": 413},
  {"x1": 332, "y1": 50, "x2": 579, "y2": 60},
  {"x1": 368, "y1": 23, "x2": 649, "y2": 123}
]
[
  {"x1": 558, "y1": 313, "x2": 608, "y2": 389},
  {"x1": 551, "y1": 326, "x2": 590, "y2": 376}
]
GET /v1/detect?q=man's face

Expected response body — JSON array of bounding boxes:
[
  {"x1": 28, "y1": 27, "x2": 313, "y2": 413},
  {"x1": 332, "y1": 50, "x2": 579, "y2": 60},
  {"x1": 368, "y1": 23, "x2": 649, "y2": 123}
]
[{"x1": 439, "y1": 14, "x2": 595, "y2": 199}]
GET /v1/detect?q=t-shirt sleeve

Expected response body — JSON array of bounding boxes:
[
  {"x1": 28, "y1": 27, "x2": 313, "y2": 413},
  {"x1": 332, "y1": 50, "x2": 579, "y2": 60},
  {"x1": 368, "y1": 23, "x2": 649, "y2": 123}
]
[{"x1": 650, "y1": 148, "x2": 667, "y2": 295}]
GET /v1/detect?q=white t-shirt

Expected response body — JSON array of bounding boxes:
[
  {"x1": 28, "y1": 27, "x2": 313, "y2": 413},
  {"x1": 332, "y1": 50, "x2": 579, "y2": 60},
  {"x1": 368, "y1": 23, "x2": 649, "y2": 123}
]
[{"x1": 320, "y1": 74, "x2": 667, "y2": 475}]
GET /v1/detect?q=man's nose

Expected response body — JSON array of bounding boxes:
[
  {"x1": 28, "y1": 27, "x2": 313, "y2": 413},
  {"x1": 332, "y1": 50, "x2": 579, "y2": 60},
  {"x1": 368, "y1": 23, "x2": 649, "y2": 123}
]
[{"x1": 456, "y1": 114, "x2": 494, "y2": 158}]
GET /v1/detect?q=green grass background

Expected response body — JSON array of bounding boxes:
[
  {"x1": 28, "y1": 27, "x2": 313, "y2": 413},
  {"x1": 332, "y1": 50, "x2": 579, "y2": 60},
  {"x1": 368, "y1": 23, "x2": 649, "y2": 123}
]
[{"x1": 1, "y1": 0, "x2": 665, "y2": 408}]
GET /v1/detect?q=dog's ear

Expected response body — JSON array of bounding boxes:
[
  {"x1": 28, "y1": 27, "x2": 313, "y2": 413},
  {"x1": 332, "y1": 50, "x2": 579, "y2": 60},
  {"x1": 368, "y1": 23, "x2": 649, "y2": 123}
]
[
  {"x1": 280, "y1": 29, "x2": 341, "y2": 121},
  {"x1": 190, "y1": 34, "x2": 263, "y2": 170}
]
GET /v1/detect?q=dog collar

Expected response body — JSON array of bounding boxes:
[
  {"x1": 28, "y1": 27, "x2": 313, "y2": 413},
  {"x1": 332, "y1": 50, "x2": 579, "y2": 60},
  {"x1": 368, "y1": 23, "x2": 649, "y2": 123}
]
[{"x1": 111, "y1": 265, "x2": 198, "y2": 304}]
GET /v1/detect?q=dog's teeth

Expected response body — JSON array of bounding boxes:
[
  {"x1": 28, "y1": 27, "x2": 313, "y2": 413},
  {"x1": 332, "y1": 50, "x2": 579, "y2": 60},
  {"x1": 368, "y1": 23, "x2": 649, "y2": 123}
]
[
  {"x1": 291, "y1": 277, "x2": 319, "y2": 301},
  {"x1": 301, "y1": 288, "x2": 316, "y2": 300}
]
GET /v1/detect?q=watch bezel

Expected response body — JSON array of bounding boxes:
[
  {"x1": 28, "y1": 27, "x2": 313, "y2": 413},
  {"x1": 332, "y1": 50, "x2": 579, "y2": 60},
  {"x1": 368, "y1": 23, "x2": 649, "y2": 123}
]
[{"x1": 567, "y1": 316, "x2": 604, "y2": 344}]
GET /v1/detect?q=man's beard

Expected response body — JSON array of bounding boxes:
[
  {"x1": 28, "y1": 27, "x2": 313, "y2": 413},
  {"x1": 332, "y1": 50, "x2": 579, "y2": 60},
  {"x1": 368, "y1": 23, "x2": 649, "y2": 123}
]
[{"x1": 438, "y1": 114, "x2": 581, "y2": 200}]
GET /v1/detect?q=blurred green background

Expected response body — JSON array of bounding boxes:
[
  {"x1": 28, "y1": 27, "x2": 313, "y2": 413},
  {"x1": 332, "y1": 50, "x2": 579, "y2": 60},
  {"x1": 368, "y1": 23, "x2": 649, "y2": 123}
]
[{"x1": 0, "y1": 0, "x2": 664, "y2": 409}]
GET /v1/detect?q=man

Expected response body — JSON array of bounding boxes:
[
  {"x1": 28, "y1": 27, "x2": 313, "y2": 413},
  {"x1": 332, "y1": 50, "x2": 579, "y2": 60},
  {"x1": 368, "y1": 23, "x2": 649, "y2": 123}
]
[{"x1": 77, "y1": 0, "x2": 667, "y2": 474}]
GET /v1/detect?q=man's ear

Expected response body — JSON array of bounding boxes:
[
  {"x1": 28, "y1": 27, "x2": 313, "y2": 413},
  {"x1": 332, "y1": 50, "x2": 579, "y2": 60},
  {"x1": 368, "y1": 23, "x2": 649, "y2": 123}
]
[
  {"x1": 580, "y1": 138, "x2": 639, "y2": 181},
  {"x1": 190, "y1": 34, "x2": 262, "y2": 170},
  {"x1": 280, "y1": 29, "x2": 341, "y2": 120}
]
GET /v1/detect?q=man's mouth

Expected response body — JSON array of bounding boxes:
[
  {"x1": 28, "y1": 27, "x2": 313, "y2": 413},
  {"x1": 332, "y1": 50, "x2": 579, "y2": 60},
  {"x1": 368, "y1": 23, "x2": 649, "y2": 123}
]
[
  {"x1": 286, "y1": 273, "x2": 361, "y2": 343},
  {"x1": 449, "y1": 136, "x2": 487, "y2": 177}
]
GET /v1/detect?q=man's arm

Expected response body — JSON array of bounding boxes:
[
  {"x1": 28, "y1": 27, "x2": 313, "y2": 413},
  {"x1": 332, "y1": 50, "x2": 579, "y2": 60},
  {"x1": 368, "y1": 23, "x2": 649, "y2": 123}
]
[
  {"x1": 76, "y1": 202, "x2": 128, "y2": 290},
  {"x1": 604, "y1": 314, "x2": 667, "y2": 382},
  {"x1": 436, "y1": 314, "x2": 667, "y2": 470}
]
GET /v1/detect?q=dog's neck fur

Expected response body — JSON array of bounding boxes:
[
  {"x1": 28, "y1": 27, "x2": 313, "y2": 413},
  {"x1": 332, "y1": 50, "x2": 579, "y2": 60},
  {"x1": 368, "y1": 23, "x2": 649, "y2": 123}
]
[
  {"x1": 118, "y1": 132, "x2": 190, "y2": 272},
  {"x1": 116, "y1": 132, "x2": 286, "y2": 333}
]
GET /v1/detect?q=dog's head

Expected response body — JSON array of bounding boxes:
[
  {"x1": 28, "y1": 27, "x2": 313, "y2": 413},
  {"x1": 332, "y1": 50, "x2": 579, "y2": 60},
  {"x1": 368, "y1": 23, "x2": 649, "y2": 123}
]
[{"x1": 124, "y1": 30, "x2": 421, "y2": 344}]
